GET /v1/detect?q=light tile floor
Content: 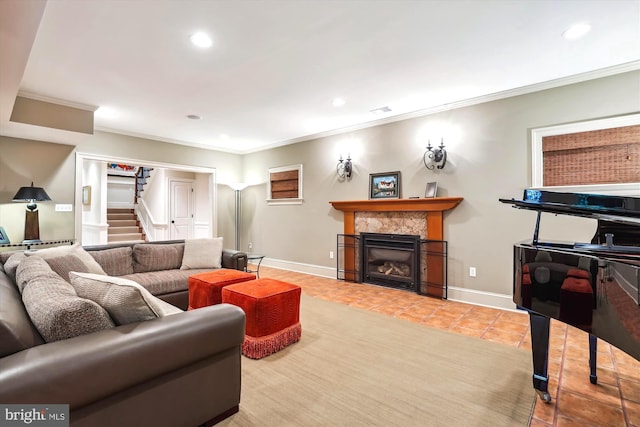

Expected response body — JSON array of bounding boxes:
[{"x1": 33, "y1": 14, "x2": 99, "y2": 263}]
[{"x1": 256, "y1": 265, "x2": 640, "y2": 427}]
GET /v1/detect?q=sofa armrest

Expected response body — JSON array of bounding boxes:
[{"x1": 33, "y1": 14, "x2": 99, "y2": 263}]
[
  {"x1": 222, "y1": 249, "x2": 248, "y2": 271},
  {"x1": 0, "y1": 304, "x2": 245, "y2": 408}
]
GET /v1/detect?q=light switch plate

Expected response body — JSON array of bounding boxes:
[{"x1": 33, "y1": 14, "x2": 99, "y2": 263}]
[{"x1": 55, "y1": 204, "x2": 73, "y2": 212}]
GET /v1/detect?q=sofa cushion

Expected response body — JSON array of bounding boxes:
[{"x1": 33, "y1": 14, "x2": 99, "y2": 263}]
[
  {"x1": 19, "y1": 257, "x2": 115, "y2": 343},
  {"x1": 0, "y1": 272, "x2": 44, "y2": 357},
  {"x1": 43, "y1": 253, "x2": 93, "y2": 283},
  {"x1": 70, "y1": 272, "x2": 183, "y2": 325},
  {"x1": 89, "y1": 246, "x2": 134, "y2": 276},
  {"x1": 26, "y1": 243, "x2": 106, "y2": 275},
  {"x1": 180, "y1": 237, "x2": 223, "y2": 270},
  {"x1": 122, "y1": 268, "x2": 212, "y2": 296},
  {"x1": 133, "y1": 243, "x2": 184, "y2": 273}
]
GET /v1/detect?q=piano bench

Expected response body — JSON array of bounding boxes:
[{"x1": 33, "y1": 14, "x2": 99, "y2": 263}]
[{"x1": 559, "y1": 276, "x2": 593, "y2": 330}]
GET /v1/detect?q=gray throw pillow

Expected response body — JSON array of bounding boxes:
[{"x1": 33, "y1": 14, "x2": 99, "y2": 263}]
[
  {"x1": 69, "y1": 272, "x2": 182, "y2": 326},
  {"x1": 44, "y1": 253, "x2": 92, "y2": 283},
  {"x1": 180, "y1": 237, "x2": 223, "y2": 270},
  {"x1": 26, "y1": 243, "x2": 107, "y2": 275},
  {"x1": 19, "y1": 257, "x2": 114, "y2": 342}
]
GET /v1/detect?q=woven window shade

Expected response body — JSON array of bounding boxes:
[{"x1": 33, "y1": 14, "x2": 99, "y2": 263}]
[
  {"x1": 270, "y1": 170, "x2": 299, "y2": 199},
  {"x1": 542, "y1": 125, "x2": 640, "y2": 186}
]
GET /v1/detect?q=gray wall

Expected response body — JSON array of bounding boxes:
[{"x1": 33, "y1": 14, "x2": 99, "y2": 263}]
[
  {"x1": 1, "y1": 71, "x2": 638, "y2": 304},
  {"x1": 0, "y1": 131, "x2": 244, "y2": 248},
  {"x1": 241, "y1": 71, "x2": 640, "y2": 299}
]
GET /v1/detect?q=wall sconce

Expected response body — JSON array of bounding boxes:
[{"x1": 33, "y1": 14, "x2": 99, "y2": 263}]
[
  {"x1": 337, "y1": 154, "x2": 353, "y2": 179},
  {"x1": 423, "y1": 139, "x2": 447, "y2": 170},
  {"x1": 12, "y1": 182, "x2": 51, "y2": 243}
]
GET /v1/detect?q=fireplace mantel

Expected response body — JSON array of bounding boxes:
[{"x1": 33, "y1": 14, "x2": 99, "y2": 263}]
[{"x1": 329, "y1": 197, "x2": 463, "y2": 240}]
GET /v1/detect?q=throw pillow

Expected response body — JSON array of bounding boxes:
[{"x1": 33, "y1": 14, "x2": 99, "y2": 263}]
[
  {"x1": 180, "y1": 237, "x2": 223, "y2": 270},
  {"x1": 69, "y1": 272, "x2": 182, "y2": 325},
  {"x1": 132, "y1": 243, "x2": 184, "y2": 273},
  {"x1": 26, "y1": 243, "x2": 106, "y2": 275},
  {"x1": 88, "y1": 246, "x2": 134, "y2": 276},
  {"x1": 3, "y1": 252, "x2": 27, "y2": 284},
  {"x1": 44, "y1": 253, "x2": 92, "y2": 283},
  {"x1": 20, "y1": 258, "x2": 114, "y2": 342}
]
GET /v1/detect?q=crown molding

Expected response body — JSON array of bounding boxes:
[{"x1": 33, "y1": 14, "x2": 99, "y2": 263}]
[{"x1": 17, "y1": 90, "x2": 98, "y2": 112}]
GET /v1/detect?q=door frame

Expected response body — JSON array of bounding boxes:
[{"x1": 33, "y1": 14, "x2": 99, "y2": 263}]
[{"x1": 75, "y1": 152, "x2": 217, "y2": 242}]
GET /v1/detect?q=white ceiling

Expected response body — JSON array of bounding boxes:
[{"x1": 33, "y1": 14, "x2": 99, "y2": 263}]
[{"x1": 1, "y1": 0, "x2": 639, "y2": 154}]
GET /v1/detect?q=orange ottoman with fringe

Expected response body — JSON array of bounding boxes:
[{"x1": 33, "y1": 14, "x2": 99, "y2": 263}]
[
  {"x1": 222, "y1": 278, "x2": 301, "y2": 359},
  {"x1": 188, "y1": 269, "x2": 256, "y2": 310}
]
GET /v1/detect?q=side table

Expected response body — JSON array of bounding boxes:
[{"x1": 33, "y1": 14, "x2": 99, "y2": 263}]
[{"x1": 245, "y1": 254, "x2": 265, "y2": 278}]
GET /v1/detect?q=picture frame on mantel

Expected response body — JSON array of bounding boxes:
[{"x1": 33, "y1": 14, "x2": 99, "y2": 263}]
[
  {"x1": 425, "y1": 181, "x2": 437, "y2": 198},
  {"x1": 369, "y1": 171, "x2": 401, "y2": 199}
]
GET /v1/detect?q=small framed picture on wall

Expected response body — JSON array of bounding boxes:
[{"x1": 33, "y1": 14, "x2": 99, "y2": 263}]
[{"x1": 82, "y1": 186, "x2": 91, "y2": 205}]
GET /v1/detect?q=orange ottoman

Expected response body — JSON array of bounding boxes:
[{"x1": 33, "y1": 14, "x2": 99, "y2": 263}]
[
  {"x1": 188, "y1": 269, "x2": 256, "y2": 310},
  {"x1": 222, "y1": 278, "x2": 302, "y2": 359}
]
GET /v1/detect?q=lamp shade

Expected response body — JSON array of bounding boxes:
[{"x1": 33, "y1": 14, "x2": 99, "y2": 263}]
[{"x1": 12, "y1": 182, "x2": 51, "y2": 202}]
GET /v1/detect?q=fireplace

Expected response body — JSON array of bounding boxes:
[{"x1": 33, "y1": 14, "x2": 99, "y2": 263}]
[
  {"x1": 360, "y1": 233, "x2": 421, "y2": 292},
  {"x1": 331, "y1": 197, "x2": 461, "y2": 298}
]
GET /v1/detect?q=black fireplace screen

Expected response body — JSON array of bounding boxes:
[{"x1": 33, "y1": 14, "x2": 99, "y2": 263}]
[{"x1": 337, "y1": 233, "x2": 448, "y2": 298}]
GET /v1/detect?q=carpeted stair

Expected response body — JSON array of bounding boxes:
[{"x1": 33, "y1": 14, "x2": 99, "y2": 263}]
[{"x1": 107, "y1": 208, "x2": 145, "y2": 243}]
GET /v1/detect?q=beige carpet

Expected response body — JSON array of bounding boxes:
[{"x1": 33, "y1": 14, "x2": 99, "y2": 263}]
[{"x1": 218, "y1": 294, "x2": 535, "y2": 427}]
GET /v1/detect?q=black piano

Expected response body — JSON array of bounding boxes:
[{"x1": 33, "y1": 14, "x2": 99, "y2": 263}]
[{"x1": 499, "y1": 189, "x2": 640, "y2": 403}]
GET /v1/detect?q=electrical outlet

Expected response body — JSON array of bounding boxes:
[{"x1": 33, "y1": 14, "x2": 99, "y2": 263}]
[
  {"x1": 329, "y1": 251, "x2": 334, "y2": 259},
  {"x1": 469, "y1": 267, "x2": 477, "y2": 277},
  {"x1": 248, "y1": 242, "x2": 253, "y2": 250}
]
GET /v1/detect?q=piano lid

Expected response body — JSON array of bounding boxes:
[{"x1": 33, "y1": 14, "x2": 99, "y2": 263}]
[{"x1": 499, "y1": 189, "x2": 640, "y2": 226}]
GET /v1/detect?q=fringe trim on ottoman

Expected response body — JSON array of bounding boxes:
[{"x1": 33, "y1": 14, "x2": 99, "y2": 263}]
[{"x1": 242, "y1": 322, "x2": 302, "y2": 359}]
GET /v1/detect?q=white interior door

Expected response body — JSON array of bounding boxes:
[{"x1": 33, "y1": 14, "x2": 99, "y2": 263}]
[{"x1": 170, "y1": 179, "x2": 194, "y2": 240}]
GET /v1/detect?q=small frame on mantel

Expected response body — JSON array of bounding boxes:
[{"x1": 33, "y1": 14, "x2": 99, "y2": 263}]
[
  {"x1": 369, "y1": 171, "x2": 401, "y2": 199},
  {"x1": 425, "y1": 182, "x2": 437, "y2": 198}
]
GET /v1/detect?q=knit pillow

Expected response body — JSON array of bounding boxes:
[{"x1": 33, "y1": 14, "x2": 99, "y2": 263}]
[
  {"x1": 3, "y1": 252, "x2": 27, "y2": 284},
  {"x1": 44, "y1": 253, "x2": 92, "y2": 283},
  {"x1": 180, "y1": 238, "x2": 223, "y2": 270},
  {"x1": 19, "y1": 257, "x2": 114, "y2": 342},
  {"x1": 133, "y1": 243, "x2": 184, "y2": 273},
  {"x1": 88, "y1": 246, "x2": 134, "y2": 276},
  {"x1": 26, "y1": 243, "x2": 106, "y2": 275},
  {"x1": 69, "y1": 272, "x2": 182, "y2": 325}
]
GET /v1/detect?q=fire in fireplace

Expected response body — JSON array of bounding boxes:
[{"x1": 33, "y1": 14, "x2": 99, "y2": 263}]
[{"x1": 360, "y1": 233, "x2": 421, "y2": 292}]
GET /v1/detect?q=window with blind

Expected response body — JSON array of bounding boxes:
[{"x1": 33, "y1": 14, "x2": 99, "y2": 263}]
[
  {"x1": 531, "y1": 114, "x2": 640, "y2": 194},
  {"x1": 267, "y1": 164, "x2": 303, "y2": 205}
]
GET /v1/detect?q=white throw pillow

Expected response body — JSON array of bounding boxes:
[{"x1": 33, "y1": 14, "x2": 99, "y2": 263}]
[
  {"x1": 69, "y1": 272, "x2": 182, "y2": 325},
  {"x1": 180, "y1": 237, "x2": 223, "y2": 270},
  {"x1": 27, "y1": 243, "x2": 106, "y2": 275}
]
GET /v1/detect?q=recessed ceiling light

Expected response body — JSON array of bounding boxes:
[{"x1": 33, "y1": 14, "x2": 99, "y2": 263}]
[
  {"x1": 190, "y1": 32, "x2": 213, "y2": 48},
  {"x1": 187, "y1": 114, "x2": 201, "y2": 120},
  {"x1": 562, "y1": 22, "x2": 591, "y2": 40},
  {"x1": 370, "y1": 106, "x2": 392, "y2": 114},
  {"x1": 95, "y1": 106, "x2": 118, "y2": 119},
  {"x1": 332, "y1": 98, "x2": 346, "y2": 107},
  {"x1": 219, "y1": 134, "x2": 229, "y2": 140}
]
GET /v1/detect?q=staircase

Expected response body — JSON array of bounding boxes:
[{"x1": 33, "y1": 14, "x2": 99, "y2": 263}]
[{"x1": 107, "y1": 208, "x2": 146, "y2": 243}]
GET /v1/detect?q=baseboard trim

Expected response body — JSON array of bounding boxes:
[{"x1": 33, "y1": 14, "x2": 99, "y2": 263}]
[
  {"x1": 261, "y1": 258, "x2": 521, "y2": 312},
  {"x1": 261, "y1": 258, "x2": 336, "y2": 279},
  {"x1": 447, "y1": 286, "x2": 520, "y2": 312}
]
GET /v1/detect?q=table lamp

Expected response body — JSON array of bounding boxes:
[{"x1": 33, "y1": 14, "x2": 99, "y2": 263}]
[{"x1": 12, "y1": 182, "x2": 51, "y2": 243}]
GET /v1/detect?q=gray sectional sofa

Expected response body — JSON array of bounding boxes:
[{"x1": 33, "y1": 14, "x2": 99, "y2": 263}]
[{"x1": 0, "y1": 239, "x2": 249, "y2": 427}]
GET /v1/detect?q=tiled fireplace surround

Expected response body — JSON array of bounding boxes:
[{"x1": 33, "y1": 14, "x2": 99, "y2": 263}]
[{"x1": 330, "y1": 198, "x2": 463, "y2": 297}]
